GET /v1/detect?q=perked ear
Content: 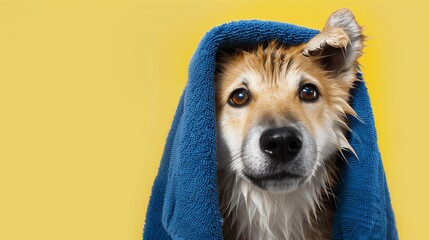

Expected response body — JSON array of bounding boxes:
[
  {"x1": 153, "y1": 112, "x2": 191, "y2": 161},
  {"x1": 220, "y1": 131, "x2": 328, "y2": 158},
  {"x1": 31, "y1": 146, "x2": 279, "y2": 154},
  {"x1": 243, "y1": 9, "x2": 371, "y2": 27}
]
[{"x1": 303, "y1": 9, "x2": 364, "y2": 76}]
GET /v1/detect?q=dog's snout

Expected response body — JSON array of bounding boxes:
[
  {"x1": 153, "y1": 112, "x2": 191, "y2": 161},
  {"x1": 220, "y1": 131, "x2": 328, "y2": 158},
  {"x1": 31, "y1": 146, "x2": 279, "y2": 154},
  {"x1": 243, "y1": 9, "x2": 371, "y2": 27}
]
[{"x1": 259, "y1": 127, "x2": 303, "y2": 163}]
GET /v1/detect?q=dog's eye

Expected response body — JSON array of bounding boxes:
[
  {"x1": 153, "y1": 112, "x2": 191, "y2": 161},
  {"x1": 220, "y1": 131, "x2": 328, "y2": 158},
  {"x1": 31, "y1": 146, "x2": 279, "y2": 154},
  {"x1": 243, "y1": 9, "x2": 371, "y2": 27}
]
[
  {"x1": 299, "y1": 83, "x2": 319, "y2": 102},
  {"x1": 228, "y1": 88, "x2": 250, "y2": 107}
]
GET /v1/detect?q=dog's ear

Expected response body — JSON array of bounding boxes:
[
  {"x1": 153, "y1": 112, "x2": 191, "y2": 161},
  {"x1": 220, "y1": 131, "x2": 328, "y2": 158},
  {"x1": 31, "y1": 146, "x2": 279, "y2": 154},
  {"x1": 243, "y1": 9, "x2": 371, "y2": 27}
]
[{"x1": 303, "y1": 9, "x2": 364, "y2": 76}]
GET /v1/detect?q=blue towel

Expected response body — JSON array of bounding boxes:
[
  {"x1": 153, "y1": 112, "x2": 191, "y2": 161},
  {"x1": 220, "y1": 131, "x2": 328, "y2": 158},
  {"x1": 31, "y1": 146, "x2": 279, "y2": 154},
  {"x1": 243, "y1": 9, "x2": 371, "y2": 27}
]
[{"x1": 144, "y1": 20, "x2": 398, "y2": 239}]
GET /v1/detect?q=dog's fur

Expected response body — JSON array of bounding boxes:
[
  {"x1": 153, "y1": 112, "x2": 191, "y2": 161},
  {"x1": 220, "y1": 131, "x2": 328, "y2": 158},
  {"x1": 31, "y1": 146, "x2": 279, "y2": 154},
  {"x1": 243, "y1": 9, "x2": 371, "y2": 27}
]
[{"x1": 215, "y1": 9, "x2": 364, "y2": 240}]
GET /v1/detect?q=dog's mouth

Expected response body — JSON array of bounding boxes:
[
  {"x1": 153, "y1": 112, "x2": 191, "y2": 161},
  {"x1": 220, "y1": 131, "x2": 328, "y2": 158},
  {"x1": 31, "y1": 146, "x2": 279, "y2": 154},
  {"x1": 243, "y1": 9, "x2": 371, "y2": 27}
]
[
  {"x1": 244, "y1": 171, "x2": 303, "y2": 182},
  {"x1": 238, "y1": 124, "x2": 317, "y2": 192},
  {"x1": 243, "y1": 170, "x2": 309, "y2": 192}
]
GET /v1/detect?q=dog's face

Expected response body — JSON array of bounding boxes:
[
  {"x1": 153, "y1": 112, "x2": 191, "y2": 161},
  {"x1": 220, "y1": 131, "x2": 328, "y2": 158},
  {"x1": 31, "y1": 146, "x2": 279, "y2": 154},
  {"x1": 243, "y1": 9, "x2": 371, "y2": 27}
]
[{"x1": 215, "y1": 9, "x2": 363, "y2": 192}]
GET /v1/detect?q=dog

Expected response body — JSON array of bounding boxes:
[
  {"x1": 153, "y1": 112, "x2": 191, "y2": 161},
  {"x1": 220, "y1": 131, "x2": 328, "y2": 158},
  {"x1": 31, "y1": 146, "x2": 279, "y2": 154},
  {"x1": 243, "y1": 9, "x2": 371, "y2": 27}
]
[{"x1": 215, "y1": 9, "x2": 364, "y2": 240}]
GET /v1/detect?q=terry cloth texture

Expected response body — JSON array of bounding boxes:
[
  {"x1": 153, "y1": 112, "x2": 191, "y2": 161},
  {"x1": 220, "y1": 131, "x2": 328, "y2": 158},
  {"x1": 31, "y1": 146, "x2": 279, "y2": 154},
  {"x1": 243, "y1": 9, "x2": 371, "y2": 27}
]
[{"x1": 144, "y1": 20, "x2": 398, "y2": 240}]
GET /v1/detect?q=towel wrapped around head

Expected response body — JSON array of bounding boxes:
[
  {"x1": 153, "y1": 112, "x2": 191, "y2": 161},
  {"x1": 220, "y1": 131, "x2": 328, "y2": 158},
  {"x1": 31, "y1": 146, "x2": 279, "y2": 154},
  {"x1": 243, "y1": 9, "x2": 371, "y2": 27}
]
[{"x1": 144, "y1": 16, "x2": 398, "y2": 240}]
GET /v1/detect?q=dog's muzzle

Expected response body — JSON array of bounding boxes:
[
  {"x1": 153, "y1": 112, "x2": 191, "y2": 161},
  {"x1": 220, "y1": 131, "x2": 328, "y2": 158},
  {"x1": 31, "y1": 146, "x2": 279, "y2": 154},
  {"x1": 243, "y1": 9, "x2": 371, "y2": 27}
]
[{"x1": 241, "y1": 123, "x2": 317, "y2": 192}]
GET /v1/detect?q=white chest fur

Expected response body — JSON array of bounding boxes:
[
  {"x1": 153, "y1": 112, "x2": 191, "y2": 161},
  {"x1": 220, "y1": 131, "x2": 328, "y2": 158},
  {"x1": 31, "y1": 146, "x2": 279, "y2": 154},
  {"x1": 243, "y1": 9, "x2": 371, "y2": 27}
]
[{"x1": 218, "y1": 167, "x2": 334, "y2": 240}]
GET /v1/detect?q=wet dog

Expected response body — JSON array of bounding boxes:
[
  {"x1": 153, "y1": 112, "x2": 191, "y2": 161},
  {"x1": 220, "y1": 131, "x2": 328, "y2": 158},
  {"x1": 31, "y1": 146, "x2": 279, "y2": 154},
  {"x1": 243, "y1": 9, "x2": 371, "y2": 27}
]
[{"x1": 215, "y1": 9, "x2": 364, "y2": 240}]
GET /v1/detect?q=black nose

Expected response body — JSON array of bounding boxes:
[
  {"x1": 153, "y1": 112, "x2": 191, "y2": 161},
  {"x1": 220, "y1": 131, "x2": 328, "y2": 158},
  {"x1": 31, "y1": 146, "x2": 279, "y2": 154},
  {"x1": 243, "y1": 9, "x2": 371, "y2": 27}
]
[{"x1": 259, "y1": 126, "x2": 303, "y2": 163}]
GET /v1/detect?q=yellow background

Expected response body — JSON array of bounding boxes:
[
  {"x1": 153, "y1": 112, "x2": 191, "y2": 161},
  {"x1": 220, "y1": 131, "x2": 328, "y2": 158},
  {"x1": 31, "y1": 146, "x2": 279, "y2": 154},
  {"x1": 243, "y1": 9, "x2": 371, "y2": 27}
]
[{"x1": 0, "y1": 0, "x2": 428, "y2": 239}]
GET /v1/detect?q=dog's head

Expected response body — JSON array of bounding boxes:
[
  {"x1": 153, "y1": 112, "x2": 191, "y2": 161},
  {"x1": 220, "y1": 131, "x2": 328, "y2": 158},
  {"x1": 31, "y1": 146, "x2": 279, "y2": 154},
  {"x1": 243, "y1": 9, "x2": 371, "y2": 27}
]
[{"x1": 215, "y1": 9, "x2": 364, "y2": 192}]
